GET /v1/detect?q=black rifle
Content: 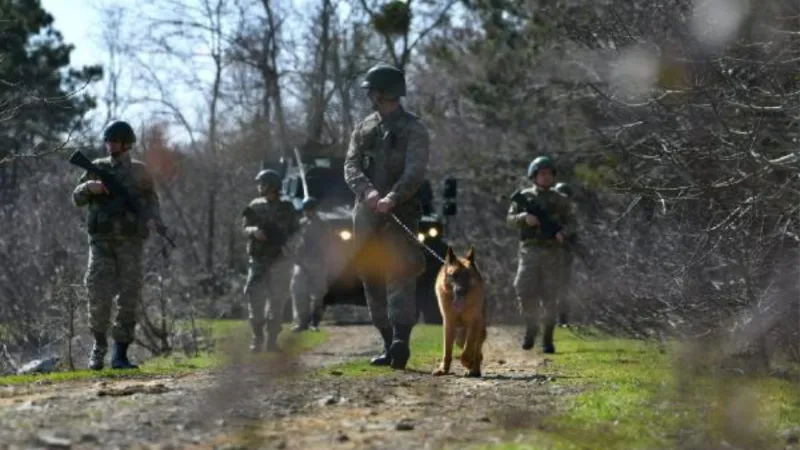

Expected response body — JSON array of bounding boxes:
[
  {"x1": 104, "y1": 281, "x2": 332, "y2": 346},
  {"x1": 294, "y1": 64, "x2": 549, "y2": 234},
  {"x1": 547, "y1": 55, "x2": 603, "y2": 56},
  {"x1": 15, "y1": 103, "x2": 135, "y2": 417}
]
[
  {"x1": 69, "y1": 150, "x2": 176, "y2": 248},
  {"x1": 510, "y1": 190, "x2": 564, "y2": 240},
  {"x1": 510, "y1": 190, "x2": 593, "y2": 269}
]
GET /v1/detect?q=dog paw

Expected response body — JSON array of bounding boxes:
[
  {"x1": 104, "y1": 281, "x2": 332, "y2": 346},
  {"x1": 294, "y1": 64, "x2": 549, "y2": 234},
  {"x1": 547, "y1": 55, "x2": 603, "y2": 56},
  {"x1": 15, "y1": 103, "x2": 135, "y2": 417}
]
[{"x1": 432, "y1": 367, "x2": 449, "y2": 376}]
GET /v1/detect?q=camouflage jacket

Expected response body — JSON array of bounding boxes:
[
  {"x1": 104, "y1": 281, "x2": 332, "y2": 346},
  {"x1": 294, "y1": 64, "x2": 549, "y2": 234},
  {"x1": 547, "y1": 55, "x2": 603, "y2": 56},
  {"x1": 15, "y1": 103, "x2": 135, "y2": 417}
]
[
  {"x1": 507, "y1": 185, "x2": 575, "y2": 244},
  {"x1": 343, "y1": 106, "x2": 430, "y2": 208},
  {"x1": 72, "y1": 153, "x2": 161, "y2": 241},
  {"x1": 241, "y1": 197, "x2": 299, "y2": 259}
]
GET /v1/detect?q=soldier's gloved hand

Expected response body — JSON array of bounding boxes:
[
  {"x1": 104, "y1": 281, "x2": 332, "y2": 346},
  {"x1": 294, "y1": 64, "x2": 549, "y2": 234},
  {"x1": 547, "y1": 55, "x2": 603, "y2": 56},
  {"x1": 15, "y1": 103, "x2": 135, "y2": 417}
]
[
  {"x1": 86, "y1": 180, "x2": 107, "y2": 195},
  {"x1": 376, "y1": 196, "x2": 396, "y2": 214},
  {"x1": 364, "y1": 189, "x2": 380, "y2": 211},
  {"x1": 524, "y1": 214, "x2": 540, "y2": 227}
]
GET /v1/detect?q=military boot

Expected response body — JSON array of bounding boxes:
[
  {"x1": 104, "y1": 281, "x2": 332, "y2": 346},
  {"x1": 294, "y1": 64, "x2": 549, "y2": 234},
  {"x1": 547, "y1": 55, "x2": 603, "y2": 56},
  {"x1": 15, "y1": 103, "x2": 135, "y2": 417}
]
[
  {"x1": 522, "y1": 325, "x2": 538, "y2": 350},
  {"x1": 292, "y1": 315, "x2": 310, "y2": 333},
  {"x1": 389, "y1": 324, "x2": 412, "y2": 370},
  {"x1": 110, "y1": 342, "x2": 139, "y2": 370},
  {"x1": 264, "y1": 331, "x2": 280, "y2": 353},
  {"x1": 542, "y1": 324, "x2": 556, "y2": 354},
  {"x1": 309, "y1": 307, "x2": 323, "y2": 331},
  {"x1": 249, "y1": 320, "x2": 265, "y2": 352},
  {"x1": 88, "y1": 333, "x2": 107, "y2": 371},
  {"x1": 369, "y1": 327, "x2": 393, "y2": 366}
]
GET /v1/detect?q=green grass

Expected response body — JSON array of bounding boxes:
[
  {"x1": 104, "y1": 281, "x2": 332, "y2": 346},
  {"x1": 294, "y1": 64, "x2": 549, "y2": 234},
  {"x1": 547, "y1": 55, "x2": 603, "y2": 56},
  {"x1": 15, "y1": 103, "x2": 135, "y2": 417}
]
[
  {"x1": 316, "y1": 324, "x2": 443, "y2": 377},
  {"x1": 469, "y1": 329, "x2": 800, "y2": 450},
  {"x1": 0, "y1": 320, "x2": 328, "y2": 386}
]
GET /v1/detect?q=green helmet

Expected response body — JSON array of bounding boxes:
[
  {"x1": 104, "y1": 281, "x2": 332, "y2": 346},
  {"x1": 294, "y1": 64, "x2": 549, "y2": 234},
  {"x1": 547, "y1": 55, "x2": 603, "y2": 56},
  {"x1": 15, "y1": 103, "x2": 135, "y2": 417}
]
[
  {"x1": 103, "y1": 121, "x2": 136, "y2": 144},
  {"x1": 360, "y1": 64, "x2": 406, "y2": 97},
  {"x1": 255, "y1": 169, "x2": 281, "y2": 188},
  {"x1": 527, "y1": 156, "x2": 556, "y2": 178},
  {"x1": 554, "y1": 182, "x2": 573, "y2": 197},
  {"x1": 301, "y1": 197, "x2": 319, "y2": 211}
]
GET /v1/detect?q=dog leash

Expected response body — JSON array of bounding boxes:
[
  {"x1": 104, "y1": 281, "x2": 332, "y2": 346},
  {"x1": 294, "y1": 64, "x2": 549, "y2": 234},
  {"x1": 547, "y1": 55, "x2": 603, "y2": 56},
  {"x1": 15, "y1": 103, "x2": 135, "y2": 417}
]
[{"x1": 390, "y1": 213, "x2": 447, "y2": 264}]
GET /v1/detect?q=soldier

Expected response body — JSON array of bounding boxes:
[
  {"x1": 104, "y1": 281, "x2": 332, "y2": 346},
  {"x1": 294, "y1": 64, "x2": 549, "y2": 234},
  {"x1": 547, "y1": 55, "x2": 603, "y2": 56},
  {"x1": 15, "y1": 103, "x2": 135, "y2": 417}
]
[
  {"x1": 507, "y1": 156, "x2": 575, "y2": 354},
  {"x1": 344, "y1": 64, "x2": 430, "y2": 370},
  {"x1": 553, "y1": 182, "x2": 575, "y2": 327},
  {"x1": 241, "y1": 169, "x2": 299, "y2": 352},
  {"x1": 289, "y1": 197, "x2": 331, "y2": 332},
  {"x1": 72, "y1": 120, "x2": 162, "y2": 370}
]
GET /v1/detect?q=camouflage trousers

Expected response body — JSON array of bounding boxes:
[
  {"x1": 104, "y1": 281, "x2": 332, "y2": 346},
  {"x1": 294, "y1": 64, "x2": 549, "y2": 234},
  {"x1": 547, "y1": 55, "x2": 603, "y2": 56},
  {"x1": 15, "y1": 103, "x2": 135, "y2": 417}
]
[
  {"x1": 84, "y1": 238, "x2": 144, "y2": 344},
  {"x1": 244, "y1": 256, "x2": 292, "y2": 336},
  {"x1": 513, "y1": 243, "x2": 569, "y2": 328},
  {"x1": 290, "y1": 263, "x2": 327, "y2": 323},
  {"x1": 353, "y1": 203, "x2": 425, "y2": 330}
]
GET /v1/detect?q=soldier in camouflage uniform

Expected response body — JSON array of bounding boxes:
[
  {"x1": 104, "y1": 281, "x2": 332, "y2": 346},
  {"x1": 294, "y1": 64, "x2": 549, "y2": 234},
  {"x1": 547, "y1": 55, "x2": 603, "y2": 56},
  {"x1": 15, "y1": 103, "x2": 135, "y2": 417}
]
[
  {"x1": 344, "y1": 64, "x2": 429, "y2": 370},
  {"x1": 241, "y1": 169, "x2": 299, "y2": 352},
  {"x1": 289, "y1": 197, "x2": 331, "y2": 332},
  {"x1": 73, "y1": 120, "x2": 162, "y2": 370},
  {"x1": 553, "y1": 182, "x2": 575, "y2": 327},
  {"x1": 507, "y1": 156, "x2": 575, "y2": 354}
]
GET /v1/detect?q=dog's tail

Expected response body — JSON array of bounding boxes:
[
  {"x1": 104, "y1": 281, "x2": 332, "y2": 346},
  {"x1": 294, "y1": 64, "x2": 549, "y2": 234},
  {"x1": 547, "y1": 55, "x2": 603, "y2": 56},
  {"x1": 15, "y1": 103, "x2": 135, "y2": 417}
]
[{"x1": 455, "y1": 327, "x2": 467, "y2": 349}]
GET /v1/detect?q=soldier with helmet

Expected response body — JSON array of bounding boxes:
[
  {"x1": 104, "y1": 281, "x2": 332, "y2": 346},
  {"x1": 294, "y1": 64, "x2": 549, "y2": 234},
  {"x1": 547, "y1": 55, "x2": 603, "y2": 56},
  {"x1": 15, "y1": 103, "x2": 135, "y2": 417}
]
[
  {"x1": 553, "y1": 182, "x2": 575, "y2": 327},
  {"x1": 72, "y1": 120, "x2": 163, "y2": 370},
  {"x1": 344, "y1": 63, "x2": 430, "y2": 369},
  {"x1": 507, "y1": 156, "x2": 576, "y2": 353},
  {"x1": 289, "y1": 197, "x2": 331, "y2": 332},
  {"x1": 241, "y1": 168, "x2": 299, "y2": 352}
]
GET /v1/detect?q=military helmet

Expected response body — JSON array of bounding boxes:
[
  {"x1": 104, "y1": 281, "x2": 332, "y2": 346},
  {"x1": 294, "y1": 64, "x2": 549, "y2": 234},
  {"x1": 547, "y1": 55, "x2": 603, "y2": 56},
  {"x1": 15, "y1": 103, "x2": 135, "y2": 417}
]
[
  {"x1": 103, "y1": 121, "x2": 136, "y2": 144},
  {"x1": 301, "y1": 197, "x2": 319, "y2": 211},
  {"x1": 527, "y1": 156, "x2": 556, "y2": 178},
  {"x1": 554, "y1": 182, "x2": 573, "y2": 197},
  {"x1": 360, "y1": 64, "x2": 406, "y2": 97},
  {"x1": 255, "y1": 169, "x2": 281, "y2": 188}
]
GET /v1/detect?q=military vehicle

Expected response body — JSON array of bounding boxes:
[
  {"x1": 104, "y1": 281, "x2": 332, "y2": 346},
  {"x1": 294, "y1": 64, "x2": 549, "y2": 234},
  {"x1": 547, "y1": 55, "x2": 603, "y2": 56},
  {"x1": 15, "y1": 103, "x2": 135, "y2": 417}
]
[{"x1": 274, "y1": 148, "x2": 457, "y2": 324}]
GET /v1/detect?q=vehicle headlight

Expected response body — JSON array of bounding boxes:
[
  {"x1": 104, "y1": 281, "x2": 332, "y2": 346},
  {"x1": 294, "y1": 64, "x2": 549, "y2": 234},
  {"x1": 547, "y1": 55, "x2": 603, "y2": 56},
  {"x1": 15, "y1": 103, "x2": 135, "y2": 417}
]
[
  {"x1": 428, "y1": 227, "x2": 439, "y2": 238},
  {"x1": 417, "y1": 232, "x2": 425, "y2": 242},
  {"x1": 339, "y1": 230, "x2": 352, "y2": 241}
]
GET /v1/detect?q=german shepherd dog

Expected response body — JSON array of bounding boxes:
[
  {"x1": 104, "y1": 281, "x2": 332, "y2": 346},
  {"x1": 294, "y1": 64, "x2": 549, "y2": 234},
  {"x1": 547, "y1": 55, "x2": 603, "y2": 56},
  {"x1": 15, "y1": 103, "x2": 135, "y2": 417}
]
[{"x1": 432, "y1": 246, "x2": 487, "y2": 377}]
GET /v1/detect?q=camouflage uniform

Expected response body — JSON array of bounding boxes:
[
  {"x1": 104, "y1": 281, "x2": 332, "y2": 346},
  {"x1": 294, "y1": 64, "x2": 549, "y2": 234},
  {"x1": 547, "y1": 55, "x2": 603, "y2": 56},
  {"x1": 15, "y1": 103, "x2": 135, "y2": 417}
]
[
  {"x1": 507, "y1": 157, "x2": 575, "y2": 353},
  {"x1": 72, "y1": 121, "x2": 161, "y2": 370},
  {"x1": 344, "y1": 65, "x2": 430, "y2": 369},
  {"x1": 289, "y1": 202, "x2": 331, "y2": 331},
  {"x1": 241, "y1": 191, "x2": 299, "y2": 351}
]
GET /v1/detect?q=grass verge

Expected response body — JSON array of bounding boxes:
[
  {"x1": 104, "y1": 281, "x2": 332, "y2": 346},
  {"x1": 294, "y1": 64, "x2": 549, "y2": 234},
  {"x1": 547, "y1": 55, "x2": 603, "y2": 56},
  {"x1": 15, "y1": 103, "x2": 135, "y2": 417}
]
[
  {"x1": 0, "y1": 320, "x2": 328, "y2": 386},
  {"x1": 470, "y1": 329, "x2": 800, "y2": 450}
]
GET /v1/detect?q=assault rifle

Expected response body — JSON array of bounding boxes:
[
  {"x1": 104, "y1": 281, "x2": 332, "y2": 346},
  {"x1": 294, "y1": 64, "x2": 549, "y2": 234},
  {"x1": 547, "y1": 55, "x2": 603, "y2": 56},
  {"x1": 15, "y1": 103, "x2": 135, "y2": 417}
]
[
  {"x1": 510, "y1": 190, "x2": 593, "y2": 269},
  {"x1": 68, "y1": 150, "x2": 176, "y2": 248}
]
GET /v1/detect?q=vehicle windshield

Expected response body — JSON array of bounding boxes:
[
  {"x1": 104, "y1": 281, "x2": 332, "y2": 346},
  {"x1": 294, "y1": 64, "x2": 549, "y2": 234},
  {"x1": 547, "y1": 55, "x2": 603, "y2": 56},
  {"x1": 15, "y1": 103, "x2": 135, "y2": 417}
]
[{"x1": 302, "y1": 167, "x2": 354, "y2": 207}]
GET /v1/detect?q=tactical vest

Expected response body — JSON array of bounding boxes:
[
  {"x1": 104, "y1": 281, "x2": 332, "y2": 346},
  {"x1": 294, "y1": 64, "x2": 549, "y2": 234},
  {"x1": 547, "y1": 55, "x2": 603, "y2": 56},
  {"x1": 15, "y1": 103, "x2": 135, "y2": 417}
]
[
  {"x1": 244, "y1": 199, "x2": 294, "y2": 259},
  {"x1": 86, "y1": 162, "x2": 146, "y2": 238},
  {"x1": 516, "y1": 189, "x2": 566, "y2": 243}
]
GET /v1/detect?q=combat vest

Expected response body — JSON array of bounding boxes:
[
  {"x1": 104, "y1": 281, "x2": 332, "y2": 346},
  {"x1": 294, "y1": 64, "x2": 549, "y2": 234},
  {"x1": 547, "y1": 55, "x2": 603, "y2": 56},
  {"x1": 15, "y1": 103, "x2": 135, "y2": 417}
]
[
  {"x1": 358, "y1": 108, "x2": 421, "y2": 209},
  {"x1": 514, "y1": 187, "x2": 568, "y2": 244},
  {"x1": 84, "y1": 157, "x2": 150, "y2": 239},
  {"x1": 242, "y1": 197, "x2": 297, "y2": 259}
]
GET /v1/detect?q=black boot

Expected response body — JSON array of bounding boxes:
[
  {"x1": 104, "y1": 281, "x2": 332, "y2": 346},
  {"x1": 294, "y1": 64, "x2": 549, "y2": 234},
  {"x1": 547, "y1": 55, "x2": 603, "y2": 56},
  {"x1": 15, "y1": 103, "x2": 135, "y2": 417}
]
[
  {"x1": 369, "y1": 327, "x2": 393, "y2": 366},
  {"x1": 542, "y1": 324, "x2": 556, "y2": 354},
  {"x1": 522, "y1": 325, "x2": 538, "y2": 351},
  {"x1": 292, "y1": 315, "x2": 310, "y2": 333},
  {"x1": 389, "y1": 324, "x2": 412, "y2": 370},
  {"x1": 88, "y1": 333, "x2": 107, "y2": 371},
  {"x1": 265, "y1": 328, "x2": 281, "y2": 353},
  {"x1": 249, "y1": 321, "x2": 264, "y2": 353},
  {"x1": 310, "y1": 307, "x2": 323, "y2": 331},
  {"x1": 110, "y1": 342, "x2": 139, "y2": 370}
]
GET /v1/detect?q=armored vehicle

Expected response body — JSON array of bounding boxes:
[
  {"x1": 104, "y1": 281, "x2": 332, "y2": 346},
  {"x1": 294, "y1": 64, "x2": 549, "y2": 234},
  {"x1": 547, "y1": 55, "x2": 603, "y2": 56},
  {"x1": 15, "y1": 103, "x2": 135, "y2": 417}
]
[{"x1": 276, "y1": 150, "x2": 457, "y2": 324}]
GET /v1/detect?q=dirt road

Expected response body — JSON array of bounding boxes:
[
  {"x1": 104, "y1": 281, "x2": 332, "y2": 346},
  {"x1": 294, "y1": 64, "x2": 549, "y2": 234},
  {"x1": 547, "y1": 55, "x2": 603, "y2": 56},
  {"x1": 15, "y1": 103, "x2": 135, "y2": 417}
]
[{"x1": 0, "y1": 325, "x2": 566, "y2": 450}]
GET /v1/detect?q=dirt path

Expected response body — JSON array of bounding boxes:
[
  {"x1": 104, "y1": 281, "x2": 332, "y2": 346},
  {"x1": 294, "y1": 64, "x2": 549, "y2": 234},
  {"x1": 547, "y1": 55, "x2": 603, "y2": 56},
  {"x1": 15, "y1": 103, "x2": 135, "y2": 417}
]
[{"x1": 0, "y1": 325, "x2": 566, "y2": 450}]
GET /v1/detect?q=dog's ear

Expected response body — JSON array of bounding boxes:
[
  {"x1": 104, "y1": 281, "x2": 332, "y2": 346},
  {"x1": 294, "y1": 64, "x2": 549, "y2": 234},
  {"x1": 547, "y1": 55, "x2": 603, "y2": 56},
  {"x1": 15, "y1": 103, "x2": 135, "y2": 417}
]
[
  {"x1": 465, "y1": 245, "x2": 475, "y2": 265},
  {"x1": 445, "y1": 246, "x2": 456, "y2": 265}
]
